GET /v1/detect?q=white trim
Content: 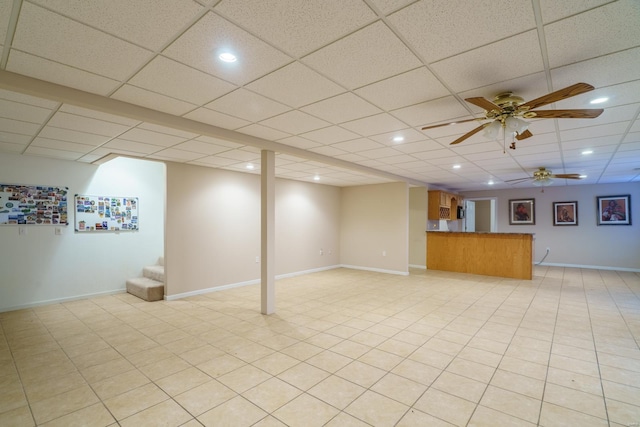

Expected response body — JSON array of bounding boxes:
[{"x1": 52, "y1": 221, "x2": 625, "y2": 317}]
[
  {"x1": 340, "y1": 264, "x2": 409, "y2": 276},
  {"x1": 165, "y1": 265, "x2": 343, "y2": 301},
  {"x1": 537, "y1": 262, "x2": 640, "y2": 273},
  {"x1": 409, "y1": 264, "x2": 427, "y2": 270},
  {"x1": 0, "y1": 288, "x2": 126, "y2": 313}
]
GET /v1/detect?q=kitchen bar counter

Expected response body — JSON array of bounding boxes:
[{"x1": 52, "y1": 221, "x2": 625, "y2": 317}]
[{"x1": 426, "y1": 231, "x2": 534, "y2": 280}]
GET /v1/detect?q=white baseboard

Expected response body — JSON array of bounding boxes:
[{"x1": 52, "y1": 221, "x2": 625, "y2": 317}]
[
  {"x1": 409, "y1": 264, "x2": 427, "y2": 270},
  {"x1": 536, "y1": 262, "x2": 640, "y2": 272},
  {"x1": 0, "y1": 288, "x2": 126, "y2": 313},
  {"x1": 339, "y1": 264, "x2": 409, "y2": 276}
]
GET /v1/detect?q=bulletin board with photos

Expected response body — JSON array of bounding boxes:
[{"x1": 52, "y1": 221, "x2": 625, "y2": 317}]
[
  {"x1": 0, "y1": 183, "x2": 69, "y2": 225},
  {"x1": 75, "y1": 195, "x2": 138, "y2": 231}
]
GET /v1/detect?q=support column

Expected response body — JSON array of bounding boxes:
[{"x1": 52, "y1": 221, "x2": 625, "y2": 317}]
[{"x1": 261, "y1": 150, "x2": 275, "y2": 314}]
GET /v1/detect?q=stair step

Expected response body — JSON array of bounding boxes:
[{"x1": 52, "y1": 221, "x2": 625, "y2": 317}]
[
  {"x1": 143, "y1": 265, "x2": 165, "y2": 282},
  {"x1": 126, "y1": 277, "x2": 164, "y2": 302}
]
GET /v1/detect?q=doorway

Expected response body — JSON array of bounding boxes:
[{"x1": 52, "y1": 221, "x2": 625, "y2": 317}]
[{"x1": 464, "y1": 198, "x2": 497, "y2": 232}]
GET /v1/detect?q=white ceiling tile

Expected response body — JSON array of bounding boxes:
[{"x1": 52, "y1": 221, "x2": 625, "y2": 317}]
[
  {"x1": 183, "y1": 108, "x2": 250, "y2": 130},
  {"x1": 31, "y1": 137, "x2": 95, "y2": 153},
  {"x1": 393, "y1": 96, "x2": 471, "y2": 128},
  {"x1": 341, "y1": 113, "x2": 407, "y2": 136},
  {"x1": 308, "y1": 145, "x2": 349, "y2": 157},
  {"x1": 260, "y1": 111, "x2": 330, "y2": 135},
  {"x1": 24, "y1": 145, "x2": 84, "y2": 160},
  {"x1": 550, "y1": 49, "x2": 640, "y2": 92},
  {"x1": 377, "y1": 153, "x2": 417, "y2": 165},
  {"x1": 29, "y1": 0, "x2": 205, "y2": 51},
  {"x1": 170, "y1": 140, "x2": 231, "y2": 155},
  {"x1": 545, "y1": 1, "x2": 640, "y2": 68},
  {"x1": 303, "y1": 21, "x2": 422, "y2": 89},
  {"x1": 331, "y1": 138, "x2": 385, "y2": 153},
  {"x1": 6, "y1": 51, "x2": 121, "y2": 96},
  {"x1": 299, "y1": 126, "x2": 360, "y2": 145},
  {"x1": 451, "y1": 141, "x2": 505, "y2": 155},
  {"x1": 540, "y1": 0, "x2": 614, "y2": 23},
  {"x1": 0, "y1": 141, "x2": 26, "y2": 153},
  {"x1": 188, "y1": 156, "x2": 240, "y2": 167},
  {"x1": 215, "y1": 0, "x2": 376, "y2": 57},
  {"x1": 247, "y1": 62, "x2": 344, "y2": 108},
  {"x1": 389, "y1": 0, "x2": 535, "y2": 63},
  {"x1": 368, "y1": 0, "x2": 414, "y2": 15},
  {"x1": 137, "y1": 123, "x2": 199, "y2": 139},
  {"x1": 430, "y1": 31, "x2": 544, "y2": 93},
  {"x1": 59, "y1": 105, "x2": 140, "y2": 127},
  {"x1": 195, "y1": 136, "x2": 244, "y2": 149},
  {"x1": 236, "y1": 124, "x2": 290, "y2": 141},
  {"x1": 147, "y1": 148, "x2": 205, "y2": 162},
  {"x1": 277, "y1": 136, "x2": 322, "y2": 150},
  {"x1": 301, "y1": 93, "x2": 382, "y2": 124},
  {"x1": 13, "y1": 3, "x2": 152, "y2": 80},
  {"x1": 129, "y1": 56, "x2": 236, "y2": 105},
  {"x1": 0, "y1": 131, "x2": 31, "y2": 145},
  {"x1": 0, "y1": 99, "x2": 51, "y2": 123},
  {"x1": 393, "y1": 140, "x2": 445, "y2": 154},
  {"x1": 369, "y1": 128, "x2": 426, "y2": 146},
  {"x1": 163, "y1": 12, "x2": 292, "y2": 86},
  {"x1": 561, "y1": 122, "x2": 628, "y2": 142},
  {"x1": 217, "y1": 149, "x2": 261, "y2": 162},
  {"x1": 111, "y1": 85, "x2": 198, "y2": 116},
  {"x1": 0, "y1": 89, "x2": 59, "y2": 109},
  {"x1": 0, "y1": 0, "x2": 11, "y2": 46},
  {"x1": 355, "y1": 67, "x2": 449, "y2": 111},
  {"x1": 0, "y1": 118, "x2": 41, "y2": 136},
  {"x1": 359, "y1": 147, "x2": 404, "y2": 159},
  {"x1": 411, "y1": 149, "x2": 457, "y2": 161},
  {"x1": 102, "y1": 139, "x2": 161, "y2": 154},
  {"x1": 118, "y1": 128, "x2": 187, "y2": 147},
  {"x1": 47, "y1": 112, "x2": 131, "y2": 137},
  {"x1": 334, "y1": 152, "x2": 368, "y2": 163},
  {"x1": 205, "y1": 89, "x2": 290, "y2": 122}
]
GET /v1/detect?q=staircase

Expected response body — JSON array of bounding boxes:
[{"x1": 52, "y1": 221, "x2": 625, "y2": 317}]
[{"x1": 126, "y1": 257, "x2": 165, "y2": 301}]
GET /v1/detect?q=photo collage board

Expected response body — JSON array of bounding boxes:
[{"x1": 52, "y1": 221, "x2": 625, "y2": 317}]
[
  {"x1": 75, "y1": 195, "x2": 138, "y2": 232},
  {"x1": 0, "y1": 184, "x2": 69, "y2": 225}
]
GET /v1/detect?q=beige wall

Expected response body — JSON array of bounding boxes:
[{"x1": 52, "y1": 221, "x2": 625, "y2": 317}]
[
  {"x1": 340, "y1": 182, "x2": 409, "y2": 274},
  {"x1": 165, "y1": 162, "x2": 342, "y2": 297},
  {"x1": 409, "y1": 187, "x2": 427, "y2": 267},
  {"x1": 475, "y1": 200, "x2": 492, "y2": 232},
  {"x1": 463, "y1": 182, "x2": 640, "y2": 269}
]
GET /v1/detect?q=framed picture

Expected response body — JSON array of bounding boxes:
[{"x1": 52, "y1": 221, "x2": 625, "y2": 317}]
[
  {"x1": 509, "y1": 199, "x2": 535, "y2": 225},
  {"x1": 553, "y1": 201, "x2": 578, "y2": 226},
  {"x1": 597, "y1": 195, "x2": 631, "y2": 225}
]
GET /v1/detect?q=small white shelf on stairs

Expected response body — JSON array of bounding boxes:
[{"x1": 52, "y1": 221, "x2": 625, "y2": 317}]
[{"x1": 126, "y1": 257, "x2": 165, "y2": 301}]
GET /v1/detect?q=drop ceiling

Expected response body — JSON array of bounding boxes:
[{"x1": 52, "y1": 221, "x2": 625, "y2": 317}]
[{"x1": 0, "y1": 0, "x2": 638, "y2": 190}]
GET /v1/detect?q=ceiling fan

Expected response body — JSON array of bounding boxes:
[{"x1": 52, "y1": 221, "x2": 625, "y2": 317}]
[
  {"x1": 421, "y1": 83, "x2": 604, "y2": 148},
  {"x1": 506, "y1": 167, "x2": 583, "y2": 188}
]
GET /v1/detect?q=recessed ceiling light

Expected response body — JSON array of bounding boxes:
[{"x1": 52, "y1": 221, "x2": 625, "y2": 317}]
[
  {"x1": 393, "y1": 136, "x2": 404, "y2": 143},
  {"x1": 579, "y1": 175, "x2": 587, "y2": 178},
  {"x1": 219, "y1": 52, "x2": 237, "y2": 63},
  {"x1": 488, "y1": 180, "x2": 494, "y2": 185},
  {"x1": 246, "y1": 163, "x2": 254, "y2": 170},
  {"x1": 313, "y1": 175, "x2": 320, "y2": 181},
  {"x1": 453, "y1": 164, "x2": 461, "y2": 169},
  {"x1": 590, "y1": 97, "x2": 608, "y2": 104},
  {"x1": 582, "y1": 150, "x2": 593, "y2": 155}
]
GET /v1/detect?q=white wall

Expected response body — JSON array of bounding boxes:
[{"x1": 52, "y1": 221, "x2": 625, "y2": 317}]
[
  {"x1": 0, "y1": 154, "x2": 165, "y2": 311},
  {"x1": 462, "y1": 182, "x2": 640, "y2": 270},
  {"x1": 164, "y1": 162, "x2": 341, "y2": 298},
  {"x1": 340, "y1": 182, "x2": 409, "y2": 274}
]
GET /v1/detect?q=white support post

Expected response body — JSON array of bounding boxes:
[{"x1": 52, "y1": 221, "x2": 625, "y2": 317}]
[{"x1": 261, "y1": 150, "x2": 275, "y2": 314}]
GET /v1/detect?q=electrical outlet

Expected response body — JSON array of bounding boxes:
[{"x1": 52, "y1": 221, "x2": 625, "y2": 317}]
[
  {"x1": 382, "y1": 250, "x2": 386, "y2": 257},
  {"x1": 328, "y1": 249, "x2": 332, "y2": 255},
  {"x1": 319, "y1": 248, "x2": 323, "y2": 255},
  {"x1": 55, "y1": 227, "x2": 62, "y2": 235},
  {"x1": 255, "y1": 256, "x2": 259, "y2": 263},
  {"x1": 19, "y1": 227, "x2": 26, "y2": 235},
  {"x1": 546, "y1": 247, "x2": 550, "y2": 252}
]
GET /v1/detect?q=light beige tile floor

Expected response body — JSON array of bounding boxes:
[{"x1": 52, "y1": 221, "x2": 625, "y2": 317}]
[{"x1": 1, "y1": 266, "x2": 640, "y2": 426}]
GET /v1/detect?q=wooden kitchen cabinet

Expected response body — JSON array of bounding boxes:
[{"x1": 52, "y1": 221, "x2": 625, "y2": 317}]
[{"x1": 428, "y1": 190, "x2": 459, "y2": 220}]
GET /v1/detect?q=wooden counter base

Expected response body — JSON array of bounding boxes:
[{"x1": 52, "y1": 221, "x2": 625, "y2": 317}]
[{"x1": 427, "y1": 231, "x2": 533, "y2": 280}]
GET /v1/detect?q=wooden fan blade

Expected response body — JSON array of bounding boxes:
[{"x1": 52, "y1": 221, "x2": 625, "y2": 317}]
[
  {"x1": 551, "y1": 174, "x2": 582, "y2": 179},
  {"x1": 515, "y1": 129, "x2": 533, "y2": 140},
  {"x1": 465, "y1": 97, "x2": 502, "y2": 112},
  {"x1": 505, "y1": 177, "x2": 533, "y2": 183},
  {"x1": 421, "y1": 117, "x2": 479, "y2": 130},
  {"x1": 530, "y1": 109, "x2": 603, "y2": 119},
  {"x1": 449, "y1": 124, "x2": 485, "y2": 145},
  {"x1": 520, "y1": 83, "x2": 595, "y2": 110}
]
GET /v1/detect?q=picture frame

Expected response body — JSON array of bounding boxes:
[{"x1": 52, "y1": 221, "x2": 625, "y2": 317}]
[
  {"x1": 553, "y1": 201, "x2": 578, "y2": 226},
  {"x1": 597, "y1": 195, "x2": 631, "y2": 225},
  {"x1": 509, "y1": 198, "x2": 535, "y2": 225}
]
